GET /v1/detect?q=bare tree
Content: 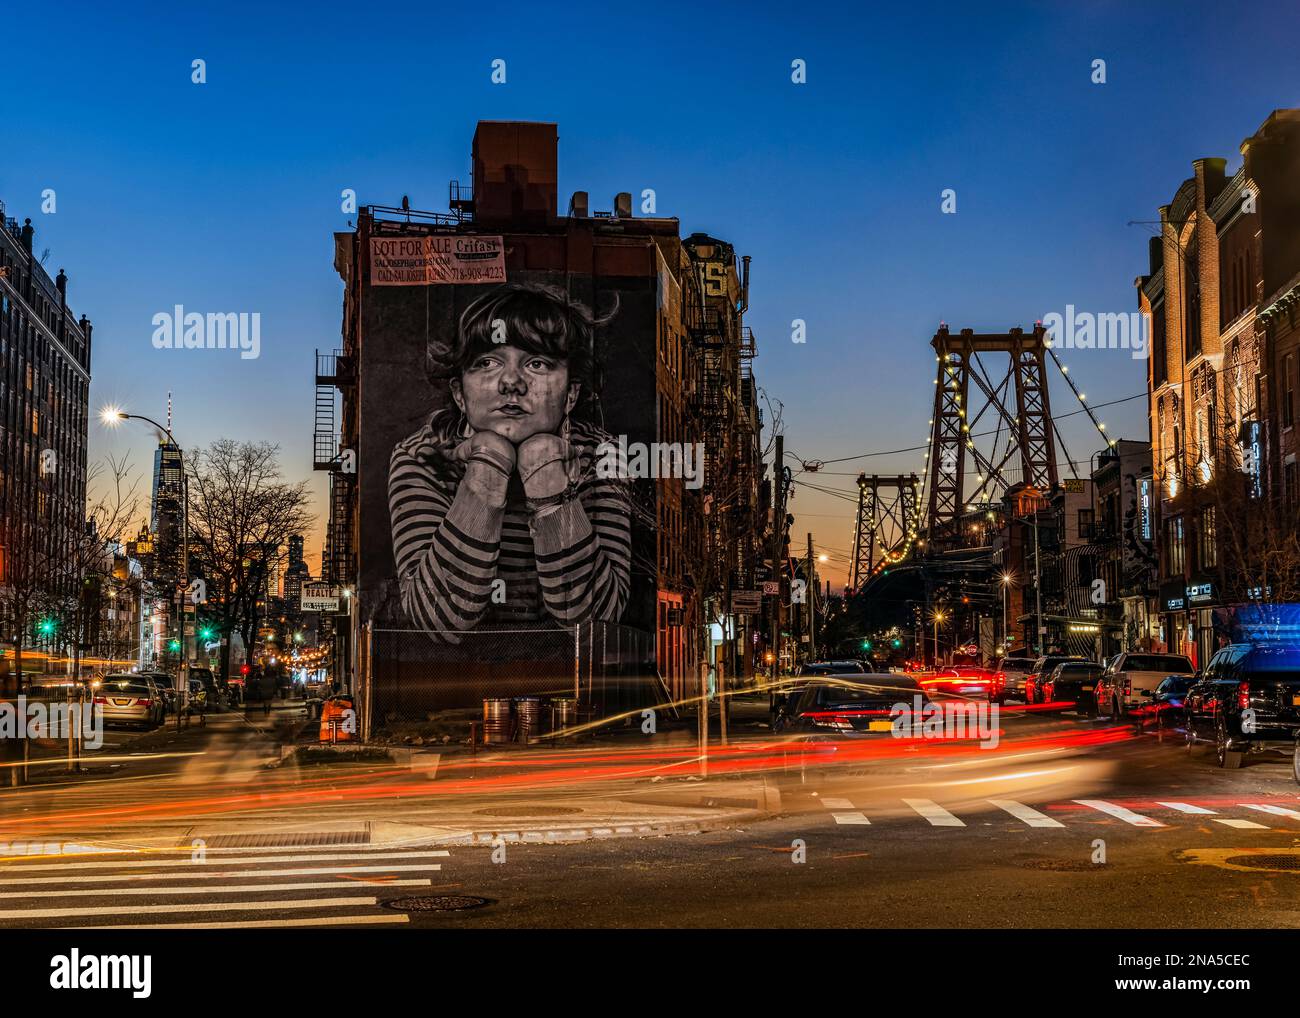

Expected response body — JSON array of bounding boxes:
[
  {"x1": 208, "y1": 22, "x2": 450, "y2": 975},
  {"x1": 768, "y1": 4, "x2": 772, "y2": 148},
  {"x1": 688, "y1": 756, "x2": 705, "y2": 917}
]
[{"x1": 186, "y1": 441, "x2": 314, "y2": 686}]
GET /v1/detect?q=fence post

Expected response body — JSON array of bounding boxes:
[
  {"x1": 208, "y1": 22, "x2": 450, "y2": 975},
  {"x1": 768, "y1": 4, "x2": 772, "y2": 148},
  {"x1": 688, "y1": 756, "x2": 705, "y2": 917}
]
[{"x1": 573, "y1": 623, "x2": 581, "y2": 702}]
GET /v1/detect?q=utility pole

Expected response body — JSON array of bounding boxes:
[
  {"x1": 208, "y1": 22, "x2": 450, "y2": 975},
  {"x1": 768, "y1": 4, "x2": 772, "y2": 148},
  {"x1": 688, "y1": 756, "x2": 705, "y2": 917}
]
[
  {"x1": 769, "y1": 434, "x2": 784, "y2": 684},
  {"x1": 806, "y1": 532, "x2": 816, "y2": 662}
]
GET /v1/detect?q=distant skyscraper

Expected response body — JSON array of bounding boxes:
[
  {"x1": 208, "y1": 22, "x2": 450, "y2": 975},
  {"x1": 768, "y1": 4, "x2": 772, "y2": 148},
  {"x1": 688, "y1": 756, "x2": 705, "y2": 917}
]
[
  {"x1": 284, "y1": 533, "x2": 310, "y2": 612},
  {"x1": 149, "y1": 439, "x2": 184, "y2": 585}
]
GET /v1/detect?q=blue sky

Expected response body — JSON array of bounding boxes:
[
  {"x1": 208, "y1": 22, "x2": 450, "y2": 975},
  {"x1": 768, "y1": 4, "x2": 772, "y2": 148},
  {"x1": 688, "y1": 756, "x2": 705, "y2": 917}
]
[{"x1": 3, "y1": 0, "x2": 1297, "y2": 583}]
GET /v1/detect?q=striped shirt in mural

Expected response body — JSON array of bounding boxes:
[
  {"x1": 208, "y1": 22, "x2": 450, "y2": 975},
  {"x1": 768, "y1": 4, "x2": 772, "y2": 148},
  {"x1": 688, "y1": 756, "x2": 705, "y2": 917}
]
[{"x1": 388, "y1": 416, "x2": 632, "y2": 642}]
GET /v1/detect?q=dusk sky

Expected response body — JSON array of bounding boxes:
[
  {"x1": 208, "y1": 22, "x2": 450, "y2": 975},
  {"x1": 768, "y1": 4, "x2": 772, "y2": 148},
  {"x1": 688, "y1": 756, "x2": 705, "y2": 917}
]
[{"x1": 4, "y1": 0, "x2": 1298, "y2": 586}]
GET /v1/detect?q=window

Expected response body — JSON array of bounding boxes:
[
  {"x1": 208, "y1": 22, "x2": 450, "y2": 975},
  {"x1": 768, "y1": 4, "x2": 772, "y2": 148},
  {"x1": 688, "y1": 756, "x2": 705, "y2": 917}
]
[
  {"x1": 1200, "y1": 507, "x2": 1217, "y2": 570},
  {"x1": 1183, "y1": 239, "x2": 1201, "y2": 360},
  {"x1": 1165, "y1": 516, "x2": 1185, "y2": 577},
  {"x1": 1077, "y1": 509, "x2": 1093, "y2": 539},
  {"x1": 1287, "y1": 354, "x2": 1296, "y2": 429}
]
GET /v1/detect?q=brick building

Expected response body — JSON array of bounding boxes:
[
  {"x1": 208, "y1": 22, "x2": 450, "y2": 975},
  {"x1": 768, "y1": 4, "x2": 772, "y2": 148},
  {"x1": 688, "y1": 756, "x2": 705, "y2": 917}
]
[
  {"x1": 1138, "y1": 109, "x2": 1300, "y2": 665},
  {"x1": 323, "y1": 121, "x2": 766, "y2": 716}
]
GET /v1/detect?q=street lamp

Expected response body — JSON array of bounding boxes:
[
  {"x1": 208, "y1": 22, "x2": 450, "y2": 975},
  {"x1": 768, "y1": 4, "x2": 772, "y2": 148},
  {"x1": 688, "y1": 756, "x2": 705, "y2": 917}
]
[
  {"x1": 101, "y1": 406, "x2": 191, "y2": 722},
  {"x1": 931, "y1": 609, "x2": 947, "y2": 667},
  {"x1": 1000, "y1": 572, "x2": 1014, "y2": 652}
]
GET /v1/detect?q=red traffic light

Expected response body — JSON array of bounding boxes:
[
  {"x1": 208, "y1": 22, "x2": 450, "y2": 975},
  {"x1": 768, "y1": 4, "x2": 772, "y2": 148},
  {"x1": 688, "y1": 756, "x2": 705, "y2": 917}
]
[{"x1": 240, "y1": 664, "x2": 250, "y2": 675}]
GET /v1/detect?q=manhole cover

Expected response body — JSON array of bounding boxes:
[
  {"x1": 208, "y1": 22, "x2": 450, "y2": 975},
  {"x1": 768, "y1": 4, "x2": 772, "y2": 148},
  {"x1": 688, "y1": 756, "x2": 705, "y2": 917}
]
[
  {"x1": 1020, "y1": 858, "x2": 1104, "y2": 872},
  {"x1": 473, "y1": 806, "x2": 582, "y2": 817},
  {"x1": 384, "y1": 895, "x2": 491, "y2": 912},
  {"x1": 1225, "y1": 855, "x2": 1300, "y2": 871}
]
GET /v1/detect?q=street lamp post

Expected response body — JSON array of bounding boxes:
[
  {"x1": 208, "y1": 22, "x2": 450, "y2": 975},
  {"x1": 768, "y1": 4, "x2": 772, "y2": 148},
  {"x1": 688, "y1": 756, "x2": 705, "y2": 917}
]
[
  {"x1": 101, "y1": 407, "x2": 189, "y2": 723},
  {"x1": 932, "y1": 609, "x2": 946, "y2": 667},
  {"x1": 1000, "y1": 571, "x2": 1014, "y2": 653}
]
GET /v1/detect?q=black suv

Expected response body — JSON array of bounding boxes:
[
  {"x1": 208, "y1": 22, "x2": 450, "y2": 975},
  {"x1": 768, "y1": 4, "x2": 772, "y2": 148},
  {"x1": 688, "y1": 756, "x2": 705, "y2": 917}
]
[{"x1": 1185, "y1": 644, "x2": 1300, "y2": 769}]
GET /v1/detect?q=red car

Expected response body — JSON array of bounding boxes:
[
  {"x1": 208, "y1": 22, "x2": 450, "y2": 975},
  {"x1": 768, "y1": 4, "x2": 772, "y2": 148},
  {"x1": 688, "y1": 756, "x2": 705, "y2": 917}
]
[{"x1": 920, "y1": 667, "x2": 1006, "y2": 703}]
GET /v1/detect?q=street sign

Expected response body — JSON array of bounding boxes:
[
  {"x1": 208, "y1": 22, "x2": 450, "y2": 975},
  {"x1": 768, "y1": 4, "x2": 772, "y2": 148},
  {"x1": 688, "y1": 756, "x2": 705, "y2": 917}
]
[
  {"x1": 731, "y1": 590, "x2": 763, "y2": 614},
  {"x1": 302, "y1": 582, "x2": 340, "y2": 613},
  {"x1": 761, "y1": 581, "x2": 779, "y2": 596}
]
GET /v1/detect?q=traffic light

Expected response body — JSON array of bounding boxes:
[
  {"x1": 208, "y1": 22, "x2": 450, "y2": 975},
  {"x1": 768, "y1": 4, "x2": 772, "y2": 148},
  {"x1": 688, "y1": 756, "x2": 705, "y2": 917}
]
[
  {"x1": 37, "y1": 618, "x2": 56, "y2": 637},
  {"x1": 168, "y1": 639, "x2": 181, "y2": 652},
  {"x1": 891, "y1": 638, "x2": 902, "y2": 649},
  {"x1": 199, "y1": 626, "x2": 214, "y2": 640},
  {"x1": 861, "y1": 639, "x2": 872, "y2": 651}
]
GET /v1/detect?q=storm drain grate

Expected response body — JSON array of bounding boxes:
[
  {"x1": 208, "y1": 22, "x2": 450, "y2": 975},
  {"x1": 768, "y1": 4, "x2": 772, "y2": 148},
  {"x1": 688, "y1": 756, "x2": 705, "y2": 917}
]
[
  {"x1": 384, "y1": 895, "x2": 491, "y2": 912},
  {"x1": 473, "y1": 806, "x2": 582, "y2": 817},
  {"x1": 1225, "y1": 854, "x2": 1300, "y2": 871},
  {"x1": 184, "y1": 831, "x2": 371, "y2": 849}
]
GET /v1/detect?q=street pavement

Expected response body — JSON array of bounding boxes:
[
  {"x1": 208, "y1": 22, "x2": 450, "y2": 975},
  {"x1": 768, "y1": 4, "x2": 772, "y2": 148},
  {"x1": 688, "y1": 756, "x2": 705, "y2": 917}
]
[{"x1": 1, "y1": 695, "x2": 1299, "y2": 927}]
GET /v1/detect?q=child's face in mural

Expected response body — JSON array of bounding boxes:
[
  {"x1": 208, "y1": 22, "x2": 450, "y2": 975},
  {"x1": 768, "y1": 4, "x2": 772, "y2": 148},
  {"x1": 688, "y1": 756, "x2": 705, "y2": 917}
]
[{"x1": 452, "y1": 344, "x2": 581, "y2": 445}]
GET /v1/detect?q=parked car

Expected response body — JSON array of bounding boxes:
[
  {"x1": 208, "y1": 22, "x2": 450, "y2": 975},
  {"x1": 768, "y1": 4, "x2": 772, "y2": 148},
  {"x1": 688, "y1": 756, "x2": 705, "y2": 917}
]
[
  {"x1": 1185, "y1": 644, "x2": 1300, "y2": 768},
  {"x1": 1094, "y1": 652, "x2": 1196, "y2": 718},
  {"x1": 797, "y1": 660, "x2": 868, "y2": 677},
  {"x1": 998, "y1": 656, "x2": 1038, "y2": 702},
  {"x1": 139, "y1": 670, "x2": 177, "y2": 713},
  {"x1": 1042, "y1": 661, "x2": 1104, "y2": 715},
  {"x1": 94, "y1": 673, "x2": 166, "y2": 728},
  {"x1": 1151, "y1": 674, "x2": 1196, "y2": 740},
  {"x1": 778, "y1": 675, "x2": 927, "y2": 736},
  {"x1": 1025, "y1": 655, "x2": 1088, "y2": 705}
]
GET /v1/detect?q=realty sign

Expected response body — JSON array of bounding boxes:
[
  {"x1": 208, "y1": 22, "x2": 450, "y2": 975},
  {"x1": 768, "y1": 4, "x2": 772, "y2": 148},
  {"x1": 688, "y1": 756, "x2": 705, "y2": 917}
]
[
  {"x1": 370, "y1": 235, "x2": 506, "y2": 286},
  {"x1": 302, "y1": 582, "x2": 340, "y2": 613}
]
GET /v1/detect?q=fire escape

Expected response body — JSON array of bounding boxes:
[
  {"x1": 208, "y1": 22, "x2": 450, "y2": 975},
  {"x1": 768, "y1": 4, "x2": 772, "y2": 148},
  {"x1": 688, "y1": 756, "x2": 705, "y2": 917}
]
[{"x1": 313, "y1": 350, "x2": 356, "y2": 588}]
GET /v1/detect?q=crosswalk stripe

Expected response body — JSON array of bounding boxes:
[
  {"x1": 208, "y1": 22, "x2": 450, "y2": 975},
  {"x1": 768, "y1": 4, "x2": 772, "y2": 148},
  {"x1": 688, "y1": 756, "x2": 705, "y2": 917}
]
[
  {"x1": 1156, "y1": 802, "x2": 1217, "y2": 814},
  {"x1": 830, "y1": 812, "x2": 871, "y2": 825},
  {"x1": 0, "y1": 865, "x2": 441, "y2": 887},
  {"x1": 820, "y1": 798, "x2": 855, "y2": 810},
  {"x1": 0, "y1": 896, "x2": 376, "y2": 920},
  {"x1": 902, "y1": 799, "x2": 965, "y2": 827},
  {"x1": 1074, "y1": 800, "x2": 1164, "y2": 827},
  {"x1": 988, "y1": 799, "x2": 1065, "y2": 828},
  {"x1": 1214, "y1": 818, "x2": 1269, "y2": 829},
  {"x1": 1243, "y1": 804, "x2": 1300, "y2": 820},
  {"x1": 0, "y1": 878, "x2": 432, "y2": 900},
  {"x1": 78, "y1": 913, "x2": 410, "y2": 929},
  {"x1": 0, "y1": 850, "x2": 449, "y2": 874}
]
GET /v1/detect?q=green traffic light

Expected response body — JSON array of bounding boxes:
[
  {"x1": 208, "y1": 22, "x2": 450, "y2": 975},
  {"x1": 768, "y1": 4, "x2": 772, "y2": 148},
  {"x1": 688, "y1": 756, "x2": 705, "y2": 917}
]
[
  {"x1": 199, "y1": 627, "x2": 214, "y2": 640},
  {"x1": 861, "y1": 639, "x2": 872, "y2": 651},
  {"x1": 169, "y1": 639, "x2": 181, "y2": 652},
  {"x1": 38, "y1": 618, "x2": 55, "y2": 636}
]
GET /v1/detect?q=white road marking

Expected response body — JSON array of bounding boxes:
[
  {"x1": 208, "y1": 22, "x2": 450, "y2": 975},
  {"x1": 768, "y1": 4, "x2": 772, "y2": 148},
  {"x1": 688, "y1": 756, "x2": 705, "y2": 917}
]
[
  {"x1": 902, "y1": 798, "x2": 965, "y2": 827},
  {"x1": 1155, "y1": 802, "x2": 1217, "y2": 815},
  {"x1": 820, "y1": 798, "x2": 855, "y2": 810},
  {"x1": 1214, "y1": 818, "x2": 1269, "y2": 830},
  {"x1": 0, "y1": 896, "x2": 376, "y2": 920},
  {"x1": 1243, "y1": 803, "x2": 1300, "y2": 820},
  {"x1": 0, "y1": 850, "x2": 449, "y2": 874},
  {"x1": 0, "y1": 878, "x2": 432, "y2": 899},
  {"x1": 0, "y1": 865, "x2": 441, "y2": 887},
  {"x1": 77, "y1": 913, "x2": 410, "y2": 929},
  {"x1": 830, "y1": 812, "x2": 871, "y2": 825},
  {"x1": 988, "y1": 799, "x2": 1065, "y2": 828},
  {"x1": 1074, "y1": 800, "x2": 1164, "y2": 827}
]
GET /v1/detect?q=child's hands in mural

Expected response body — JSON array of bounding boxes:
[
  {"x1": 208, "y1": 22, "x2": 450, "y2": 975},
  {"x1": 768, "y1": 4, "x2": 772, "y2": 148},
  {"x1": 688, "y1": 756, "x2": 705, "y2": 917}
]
[
  {"x1": 517, "y1": 433, "x2": 570, "y2": 498},
  {"x1": 455, "y1": 431, "x2": 516, "y2": 507}
]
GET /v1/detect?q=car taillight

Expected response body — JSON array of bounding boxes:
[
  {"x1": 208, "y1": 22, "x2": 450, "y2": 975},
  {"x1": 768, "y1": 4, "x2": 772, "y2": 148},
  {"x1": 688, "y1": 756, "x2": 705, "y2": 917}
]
[
  {"x1": 1124, "y1": 678, "x2": 1132, "y2": 695},
  {"x1": 137, "y1": 698, "x2": 152, "y2": 706},
  {"x1": 93, "y1": 696, "x2": 106, "y2": 704},
  {"x1": 1237, "y1": 681, "x2": 1250, "y2": 710}
]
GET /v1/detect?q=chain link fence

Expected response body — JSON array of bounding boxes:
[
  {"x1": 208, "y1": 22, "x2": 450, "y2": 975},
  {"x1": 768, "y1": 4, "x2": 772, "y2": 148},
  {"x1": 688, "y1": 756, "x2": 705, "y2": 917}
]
[{"x1": 367, "y1": 621, "x2": 658, "y2": 728}]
